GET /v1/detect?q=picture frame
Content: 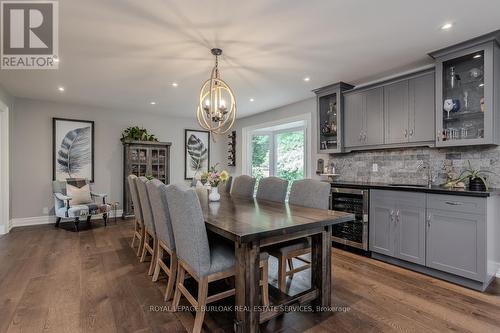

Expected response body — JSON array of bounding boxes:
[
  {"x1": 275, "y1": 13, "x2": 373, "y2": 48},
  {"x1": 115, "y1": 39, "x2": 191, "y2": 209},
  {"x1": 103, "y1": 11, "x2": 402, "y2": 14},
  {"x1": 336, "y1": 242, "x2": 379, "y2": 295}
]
[
  {"x1": 53, "y1": 118, "x2": 95, "y2": 182},
  {"x1": 184, "y1": 129, "x2": 210, "y2": 180}
]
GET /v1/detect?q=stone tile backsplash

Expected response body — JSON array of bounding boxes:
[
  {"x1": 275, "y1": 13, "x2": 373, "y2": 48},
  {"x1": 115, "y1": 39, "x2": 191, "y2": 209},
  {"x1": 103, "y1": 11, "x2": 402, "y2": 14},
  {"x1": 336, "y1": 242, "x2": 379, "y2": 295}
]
[{"x1": 329, "y1": 146, "x2": 500, "y2": 187}]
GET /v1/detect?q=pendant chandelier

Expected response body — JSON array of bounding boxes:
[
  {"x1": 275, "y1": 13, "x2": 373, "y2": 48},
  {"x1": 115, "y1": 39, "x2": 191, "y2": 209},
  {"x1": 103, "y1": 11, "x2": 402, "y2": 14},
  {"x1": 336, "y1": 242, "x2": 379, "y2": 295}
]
[{"x1": 196, "y1": 48, "x2": 236, "y2": 138}]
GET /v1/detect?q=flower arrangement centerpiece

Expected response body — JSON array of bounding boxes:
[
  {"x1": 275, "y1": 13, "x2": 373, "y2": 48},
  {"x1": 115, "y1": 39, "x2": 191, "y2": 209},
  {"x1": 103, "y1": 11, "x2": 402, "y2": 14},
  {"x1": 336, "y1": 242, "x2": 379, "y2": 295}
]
[{"x1": 200, "y1": 164, "x2": 229, "y2": 201}]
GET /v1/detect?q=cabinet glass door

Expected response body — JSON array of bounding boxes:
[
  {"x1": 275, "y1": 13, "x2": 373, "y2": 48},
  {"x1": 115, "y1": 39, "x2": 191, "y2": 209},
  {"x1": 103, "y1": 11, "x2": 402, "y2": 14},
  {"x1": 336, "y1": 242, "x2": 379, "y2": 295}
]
[
  {"x1": 441, "y1": 51, "x2": 485, "y2": 142},
  {"x1": 319, "y1": 93, "x2": 339, "y2": 151}
]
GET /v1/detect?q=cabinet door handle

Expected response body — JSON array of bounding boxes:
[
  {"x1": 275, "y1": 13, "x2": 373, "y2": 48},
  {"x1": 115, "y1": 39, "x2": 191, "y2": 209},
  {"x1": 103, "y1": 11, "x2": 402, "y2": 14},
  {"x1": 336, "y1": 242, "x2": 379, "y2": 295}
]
[
  {"x1": 409, "y1": 129, "x2": 414, "y2": 137},
  {"x1": 426, "y1": 214, "x2": 432, "y2": 228},
  {"x1": 404, "y1": 129, "x2": 408, "y2": 138},
  {"x1": 445, "y1": 201, "x2": 463, "y2": 206},
  {"x1": 390, "y1": 210, "x2": 395, "y2": 223},
  {"x1": 396, "y1": 209, "x2": 400, "y2": 223}
]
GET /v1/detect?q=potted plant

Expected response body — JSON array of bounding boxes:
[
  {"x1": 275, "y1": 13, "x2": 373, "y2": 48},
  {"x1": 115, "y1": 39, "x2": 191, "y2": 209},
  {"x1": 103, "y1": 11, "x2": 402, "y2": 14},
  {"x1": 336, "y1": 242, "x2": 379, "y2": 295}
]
[
  {"x1": 120, "y1": 126, "x2": 159, "y2": 143},
  {"x1": 455, "y1": 161, "x2": 498, "y2": 191},
  {"x1": 201, "y1": 164, "x2": 229, "y2": 201}
]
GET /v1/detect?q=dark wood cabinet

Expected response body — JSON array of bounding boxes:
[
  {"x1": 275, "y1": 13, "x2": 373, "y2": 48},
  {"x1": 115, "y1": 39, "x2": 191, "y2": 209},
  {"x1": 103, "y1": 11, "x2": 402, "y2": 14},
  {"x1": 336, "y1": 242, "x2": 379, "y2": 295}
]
[{"x1": 122, "y1": 141, "x2": 171, "y2": 218}]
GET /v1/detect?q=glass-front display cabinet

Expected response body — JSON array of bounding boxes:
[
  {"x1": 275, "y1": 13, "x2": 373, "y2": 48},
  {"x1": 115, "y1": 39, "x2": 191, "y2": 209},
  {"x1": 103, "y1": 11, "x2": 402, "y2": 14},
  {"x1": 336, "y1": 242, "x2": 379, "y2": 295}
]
[
  {"x1": 314, "y1": 82, "x2": 354, "y2": 153},
  {"x1": 431, "y1": 33, "x2": 500, "y2": 147}
]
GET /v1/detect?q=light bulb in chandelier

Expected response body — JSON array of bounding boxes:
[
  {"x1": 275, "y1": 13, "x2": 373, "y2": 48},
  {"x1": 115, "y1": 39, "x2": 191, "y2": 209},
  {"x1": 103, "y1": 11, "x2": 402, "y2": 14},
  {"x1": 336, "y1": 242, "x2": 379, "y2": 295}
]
[{"x1": 196, "y1": 48, "x2": 236, "y2": 139}]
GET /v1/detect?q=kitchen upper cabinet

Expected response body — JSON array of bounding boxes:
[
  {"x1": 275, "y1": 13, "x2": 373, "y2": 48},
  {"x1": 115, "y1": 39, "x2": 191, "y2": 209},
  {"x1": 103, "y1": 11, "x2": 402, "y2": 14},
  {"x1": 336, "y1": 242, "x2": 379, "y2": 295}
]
[
  {"x1": 429, "y1": 32, "x2": 500, "y2": 147},
  {"x1": 426, "y1": 194, "x2": 486, "y2": 282},
  {"x1": 344, "y1": 92, "x2": 363, "y2": 148},
  {"x1": 364, "y1": 87, "x2": 385, "y2": 146},
  {"x1": 384, "y1": 80, "x2": 409, "y2": 144},
  {"x1": 344, "y1": 87, "x2": 384, "y2": 149},
  {"x1": 314, "y1": 82, "x2": 354, "y2": 153},
  {"x1": 409, "y1": 73, "x2": 435, "y2": 142},
  {"x1": 370, "y1": 190, "x2": 426, "y2": 265}
]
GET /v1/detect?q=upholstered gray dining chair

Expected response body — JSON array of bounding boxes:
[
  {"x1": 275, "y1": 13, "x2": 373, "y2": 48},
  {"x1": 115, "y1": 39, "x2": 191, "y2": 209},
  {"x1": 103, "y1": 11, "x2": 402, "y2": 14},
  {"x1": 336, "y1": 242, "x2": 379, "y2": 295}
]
[
  {"x1": 146, "y1": 179, "x2": 178, "y2": 300},
  {"x1": 221, "y1": 176, "x2": 233, "y2": 193},
  {"x1": 53, "y1": 178, "x2": 110, "y2": 231},
  {"x1": 167, "y1": 185, "x2": 269, "y2": 333},
  {"x1": 128, "y1": 175, "x2": 145, "y2": 257},
  {"x1": 230, "y1": 175, "x2": 256, "y2": 198},
  {"x1": 266, "y1": 179, "x2": 331, "y2": 292},
  {"x1": 256, "y1": 176, "x2": 289, "y2": 203},
  {"x1": 135, "y1": 176, "x2": 157, "y2": 276}
]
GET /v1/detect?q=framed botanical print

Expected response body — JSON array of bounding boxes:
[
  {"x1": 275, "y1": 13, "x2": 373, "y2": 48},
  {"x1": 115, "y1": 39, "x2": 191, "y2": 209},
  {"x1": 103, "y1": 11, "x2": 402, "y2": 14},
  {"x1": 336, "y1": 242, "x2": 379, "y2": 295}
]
[
  {"x1": 53, "y1": 118, "x2": 95, "y2": 182},
  {"x1": 184, "y1": 129, "x2": 210, "y2": 180}
]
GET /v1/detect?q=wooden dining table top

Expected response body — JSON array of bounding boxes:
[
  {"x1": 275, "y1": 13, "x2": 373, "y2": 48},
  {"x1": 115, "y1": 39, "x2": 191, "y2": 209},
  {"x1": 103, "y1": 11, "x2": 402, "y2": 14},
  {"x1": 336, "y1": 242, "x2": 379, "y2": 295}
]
[{"x1": 195, "y1": 189, "x2": 354, "y2": 243}]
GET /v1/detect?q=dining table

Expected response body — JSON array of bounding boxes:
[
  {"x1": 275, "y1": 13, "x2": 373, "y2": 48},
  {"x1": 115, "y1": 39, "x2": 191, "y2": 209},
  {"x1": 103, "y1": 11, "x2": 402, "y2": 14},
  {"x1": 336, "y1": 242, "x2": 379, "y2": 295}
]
[{"x1": 196, "y1": 189, "x2": 354, "y2": 333}]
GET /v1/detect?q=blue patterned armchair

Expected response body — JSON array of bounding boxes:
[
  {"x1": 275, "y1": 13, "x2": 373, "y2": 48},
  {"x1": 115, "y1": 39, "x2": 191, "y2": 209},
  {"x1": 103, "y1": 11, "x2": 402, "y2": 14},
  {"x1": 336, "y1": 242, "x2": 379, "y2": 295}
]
[{"x1": 53, "y1": 178, "x2": 111, "y2": 231}]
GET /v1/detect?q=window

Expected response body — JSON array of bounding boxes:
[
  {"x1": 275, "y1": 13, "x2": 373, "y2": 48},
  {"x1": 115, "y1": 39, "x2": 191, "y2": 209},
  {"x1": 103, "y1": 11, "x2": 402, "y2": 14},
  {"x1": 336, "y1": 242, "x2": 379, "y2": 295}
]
[{"x1": 247, "y1": 120, "x2": 307, "y2": 185}]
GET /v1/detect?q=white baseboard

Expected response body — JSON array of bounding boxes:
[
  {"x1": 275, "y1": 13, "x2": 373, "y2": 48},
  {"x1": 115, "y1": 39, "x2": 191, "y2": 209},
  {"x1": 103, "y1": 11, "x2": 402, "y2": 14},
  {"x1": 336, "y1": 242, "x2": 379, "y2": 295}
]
[{"x1": 10, "y1": 210, "x2": 123, "y2": 229}]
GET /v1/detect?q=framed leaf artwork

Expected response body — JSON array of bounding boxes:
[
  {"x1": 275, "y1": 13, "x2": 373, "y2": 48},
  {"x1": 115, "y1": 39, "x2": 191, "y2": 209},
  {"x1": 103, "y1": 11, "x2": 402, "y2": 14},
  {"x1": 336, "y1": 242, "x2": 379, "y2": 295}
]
[
  {"x1": 53, "y1": 118, "x2": 95, "y2": 182},
  {"x1": 184, "y1": 129, "x2": 210, "y2": 180}
]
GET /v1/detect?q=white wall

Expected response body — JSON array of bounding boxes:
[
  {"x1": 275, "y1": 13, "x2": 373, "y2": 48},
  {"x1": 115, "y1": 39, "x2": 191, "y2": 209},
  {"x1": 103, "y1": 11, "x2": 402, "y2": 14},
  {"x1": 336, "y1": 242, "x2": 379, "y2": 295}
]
[
  {"x1": 227, "y1": 97, "x2": 328, "y2": 178},
  {"x1": 0, "y1": 85, "x2": 12, "y2": 233},
  {"x1": 10, "y1": 98, "x2": 224, "y2": 219}
]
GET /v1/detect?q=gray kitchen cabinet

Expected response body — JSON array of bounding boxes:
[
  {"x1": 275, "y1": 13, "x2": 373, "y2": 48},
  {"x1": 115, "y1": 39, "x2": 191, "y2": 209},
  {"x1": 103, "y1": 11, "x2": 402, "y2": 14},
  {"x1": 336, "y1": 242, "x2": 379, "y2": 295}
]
[
  {"x1": 426, "y1": 195, "x2": 486, "y2": 281},
  {"x1": 429, "y1": 32, "x2": 500, "y2": 147},
  {"x1": 384, "y1": 80, "x2": 409, "y2": 144},
  {"x1": 313, "y1": 82, "x2": 354, "y2": 153},
  {"x1": 364, "y1": 87, "x2": 385, "y2": 146},
  {"x1": 409, "y1": 72, "x2": 435, "y2": 142},
  {"x1": 344, "y1": 92, "x2": 364, "y2": 148},
  {"x1": 344, "y1": 87, "x2": 384, "y2": 148},
  {"x1": 369, "y1": 192, "x2": 395, "y2": 256},
  {"x1": 369, "y1": 190, "x2": 426, "y2": 265}
]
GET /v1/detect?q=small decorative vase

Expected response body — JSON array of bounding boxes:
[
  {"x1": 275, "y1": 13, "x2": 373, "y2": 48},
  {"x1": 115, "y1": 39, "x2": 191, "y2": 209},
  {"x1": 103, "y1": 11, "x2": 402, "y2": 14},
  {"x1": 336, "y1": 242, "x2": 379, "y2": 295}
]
[
  {"x1": 469, "y1": 177, "x2": 486, "y2": 192},
  {"x1": 209, "y1": 186, "x2": 221, "y2": 202}
]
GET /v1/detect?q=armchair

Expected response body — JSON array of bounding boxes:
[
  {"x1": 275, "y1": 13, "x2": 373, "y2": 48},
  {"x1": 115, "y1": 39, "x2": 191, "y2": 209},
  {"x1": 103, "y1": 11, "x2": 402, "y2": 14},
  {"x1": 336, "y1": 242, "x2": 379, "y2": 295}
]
[{"x1": 53, "y1": 178, "x2": 111, "y2": 231}]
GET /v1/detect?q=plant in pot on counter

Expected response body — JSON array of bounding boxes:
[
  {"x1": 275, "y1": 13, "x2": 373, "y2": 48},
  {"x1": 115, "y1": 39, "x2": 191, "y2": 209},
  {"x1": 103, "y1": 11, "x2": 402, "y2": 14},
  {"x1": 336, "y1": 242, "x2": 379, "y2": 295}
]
[{"x1": 449, "y1": 161, "x2": 498, "y2": 191}]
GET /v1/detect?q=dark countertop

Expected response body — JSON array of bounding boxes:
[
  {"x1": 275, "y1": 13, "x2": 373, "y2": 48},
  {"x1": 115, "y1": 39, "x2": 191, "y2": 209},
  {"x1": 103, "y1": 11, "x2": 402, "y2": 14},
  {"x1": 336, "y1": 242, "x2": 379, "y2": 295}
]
[{"x1": 329, "y1": 181, "x2": 500, "y2": 197}]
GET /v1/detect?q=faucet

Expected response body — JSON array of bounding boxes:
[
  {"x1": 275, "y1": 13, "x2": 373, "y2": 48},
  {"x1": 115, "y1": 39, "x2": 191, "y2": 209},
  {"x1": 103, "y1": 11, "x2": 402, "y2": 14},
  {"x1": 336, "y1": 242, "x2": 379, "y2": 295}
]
[{"x1": 417, "y1": 161, "x2": 434, "y2": 188}]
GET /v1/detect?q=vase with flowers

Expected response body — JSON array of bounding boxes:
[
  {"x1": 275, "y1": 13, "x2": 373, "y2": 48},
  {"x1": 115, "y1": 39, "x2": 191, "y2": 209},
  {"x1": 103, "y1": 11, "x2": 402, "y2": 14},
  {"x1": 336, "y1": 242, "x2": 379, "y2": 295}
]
[{"x1": 200, "y1": 164, "x2": 229, "y2": 201}]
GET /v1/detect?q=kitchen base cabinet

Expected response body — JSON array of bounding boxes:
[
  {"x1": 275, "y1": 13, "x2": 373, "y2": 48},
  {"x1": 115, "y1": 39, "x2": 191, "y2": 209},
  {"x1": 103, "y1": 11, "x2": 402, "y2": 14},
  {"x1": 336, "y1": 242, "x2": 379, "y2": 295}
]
[
  {"x1": 369, "y1": 190, "x2": 426, "y2": 265},
  {"x1": 369, "y1": 190, "x2": 499, "y2": 291}
]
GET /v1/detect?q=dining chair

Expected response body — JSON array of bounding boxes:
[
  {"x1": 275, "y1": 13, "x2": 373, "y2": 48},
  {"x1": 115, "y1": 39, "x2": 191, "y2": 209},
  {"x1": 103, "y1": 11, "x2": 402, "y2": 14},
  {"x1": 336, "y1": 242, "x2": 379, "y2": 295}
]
[
  {"x1": 256, "y1": 176, "x2": 289, "y2": 203},
  {"x1": 230, "y1": 175, "x2": 256, "y2": 198},
  {"x1": 147, "y1": 179, "x2": 178, "y2": 300},
  {"x1": 222, "y1": 176, "x2": 233, "y2": 193},
  {"x1": 267, "y1": 179, "x2": 331, "y2": 292},
  {"x1": 128, "y1": 175, "x2": 145, "y2": 257},
  {"x1": 135, "y1": 176, "x2": 157, "y2": 276},
  {"x1": 166, "y1": 185, "x2": 269, "y2": 333}
]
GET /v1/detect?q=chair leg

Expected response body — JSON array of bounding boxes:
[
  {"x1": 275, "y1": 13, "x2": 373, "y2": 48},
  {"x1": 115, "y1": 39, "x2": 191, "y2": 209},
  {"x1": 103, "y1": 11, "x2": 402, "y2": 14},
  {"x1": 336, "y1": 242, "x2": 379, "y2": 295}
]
[
  {"x1": 136, "y1": 226, "x2": 145, "y2": 257},
  {"x1": 131, "y1": 220, "x2": 138, "y2": 248},
  {"x1": 152, "y1": 243, "x2": 163, "y2": 282},
  {"x1": 148, "y1": 236, "x2": 157, "y2": 276},
  {"x1": 74, "y1": 217, "x2": 80, "y2": 232},
  {"x1": 278, "y1": 255, "x2": 287, "y2": 292},
  {"x1": 140, "y1": 232, "x2": 149, "y2": 263},
  {"x1": 287, "y1": 258, "x2": 294, "y2": 277},
  {"x1": 55, "y1": 217, "x2": 61, "y2": 228},
  {"x1": 261, "y1": 261, "x2": 269, "y2": 307},
  {"x1": 193, "y1": 277, "x2": 209, "y2": 333},
  {"x1": 103, "y1": 213, "x2": 108, "y2": 227},
  {"x1": 86, "y1": 215, "x2": 92, "y2": 226},
  {"x1": 172, "y1": 263, "x2": 185, "y2": 310},
  {"x1": 165, "y1": 253, "x2": 177, "y2": 301}
]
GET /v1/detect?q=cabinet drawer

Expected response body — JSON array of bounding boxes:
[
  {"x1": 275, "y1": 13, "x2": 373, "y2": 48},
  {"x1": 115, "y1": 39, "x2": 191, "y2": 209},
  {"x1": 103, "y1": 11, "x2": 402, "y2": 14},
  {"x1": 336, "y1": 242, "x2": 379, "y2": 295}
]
[{"x1": 426, "y1": 194, "x2": 485, "y2": 215}]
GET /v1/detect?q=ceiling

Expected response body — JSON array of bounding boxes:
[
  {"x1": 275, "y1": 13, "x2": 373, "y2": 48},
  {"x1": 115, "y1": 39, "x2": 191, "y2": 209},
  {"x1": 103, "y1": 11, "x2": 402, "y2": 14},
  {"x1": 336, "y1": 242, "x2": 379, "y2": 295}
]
[{"x1": 1, "y1": 0, "x2": 500, "y2": 118}]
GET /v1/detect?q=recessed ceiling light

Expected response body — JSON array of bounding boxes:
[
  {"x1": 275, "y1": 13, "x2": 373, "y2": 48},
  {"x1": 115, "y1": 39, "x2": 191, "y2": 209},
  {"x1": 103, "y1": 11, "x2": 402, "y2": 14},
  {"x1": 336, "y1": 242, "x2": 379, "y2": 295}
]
[
  {"x1": 150, "y1": 101, "x2": 156, "y2": 105},
  {"x1": 441, "y1": 23, "x2": 453, "y2": 30},
  {"x1": 57, "y1": 86, "x2": 65, "y2": 92},
  {"x1": 473, "y1": 54, "x2": 482, "y2": 59},
  {"x1": 172, "y1": 82, "x2": 178, "y2": 87},
  {"x1": 479, "y1": 83, "x2": 484, "y2": 87},
  {"x1": 303, "y1": 77, "x2": 311, "y2": 82},
  {"x1": 249, "y1": 98, "x2": 255, "y2": 102}
]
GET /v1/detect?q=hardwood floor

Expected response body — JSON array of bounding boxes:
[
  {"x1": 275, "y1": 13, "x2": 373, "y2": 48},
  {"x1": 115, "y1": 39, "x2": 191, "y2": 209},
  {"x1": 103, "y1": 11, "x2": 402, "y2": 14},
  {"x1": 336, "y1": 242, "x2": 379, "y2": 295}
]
[{"x1": 0, "y1": 219, "x2": 499, "y2": 333}]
